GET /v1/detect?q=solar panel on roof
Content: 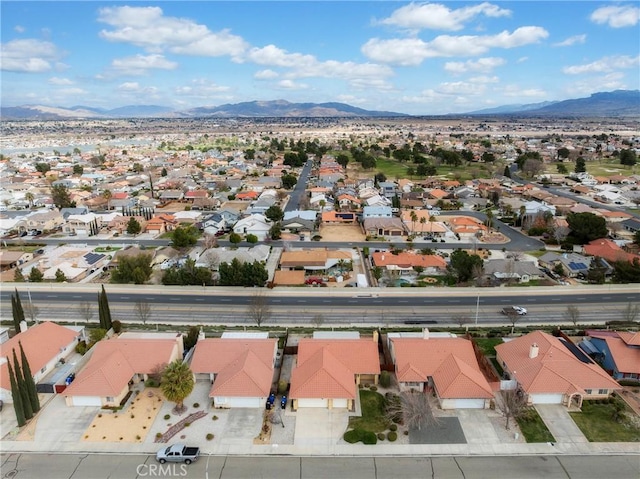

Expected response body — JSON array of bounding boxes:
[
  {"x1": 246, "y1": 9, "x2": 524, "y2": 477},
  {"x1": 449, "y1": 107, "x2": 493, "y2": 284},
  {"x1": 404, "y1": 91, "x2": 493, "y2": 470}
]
[
  {"x1": 84, "y1": 252, "x2": 105, "y2": 265},
  {"x1": 568, "y1": 261, "x2": 587, "y2": 271},
  {"x1": 560, "y1": 338, "x2": 592, "y2": 364}
]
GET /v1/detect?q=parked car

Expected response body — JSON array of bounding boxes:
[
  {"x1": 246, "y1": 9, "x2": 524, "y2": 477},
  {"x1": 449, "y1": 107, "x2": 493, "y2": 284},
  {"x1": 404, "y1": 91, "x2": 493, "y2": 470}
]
[
  {"x1": 156, "y1": 444, "x2": 200, "y2": 464},
  {"x1": 280, "y1": 395, "x2": 287, "y2": 409},
  {"x1": 65, "y1": 373, "x2": 75, "y2": 385}
]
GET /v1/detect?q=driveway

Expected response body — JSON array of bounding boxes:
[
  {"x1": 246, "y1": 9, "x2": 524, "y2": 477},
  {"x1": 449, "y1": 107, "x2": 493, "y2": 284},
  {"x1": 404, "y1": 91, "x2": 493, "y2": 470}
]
[
  {"x1": 456, "y1": 409, "x2": 500, "y2": 444},
  {"x1": 535, "y1": 404, "x2": 588, "y2": 443},
  {"x1": 294, "y1": 409, "x2": 349, "y2": 446}
]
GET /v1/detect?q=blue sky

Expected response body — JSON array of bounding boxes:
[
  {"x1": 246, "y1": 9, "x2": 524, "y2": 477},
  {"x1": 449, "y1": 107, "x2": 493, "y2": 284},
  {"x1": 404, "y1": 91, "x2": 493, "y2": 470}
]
[{"x1": 1, "y1": 1, "x2": 639, "y2": 114}]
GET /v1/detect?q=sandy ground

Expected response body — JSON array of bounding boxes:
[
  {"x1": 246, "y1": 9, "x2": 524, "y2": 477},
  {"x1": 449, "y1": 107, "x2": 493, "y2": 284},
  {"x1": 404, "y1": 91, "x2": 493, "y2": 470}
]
[
  {"x1": 82, "y1": 388, "x2": 165, "y2": 443},
  {"x1": 319, "y1": 224, "x2": 365, "y2": 241}
]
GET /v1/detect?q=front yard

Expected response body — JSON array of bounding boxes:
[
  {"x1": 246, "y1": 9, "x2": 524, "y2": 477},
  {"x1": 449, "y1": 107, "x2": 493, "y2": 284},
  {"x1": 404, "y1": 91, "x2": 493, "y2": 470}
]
[
  {"x1": 570, "y1": 397, "x2": 640, "y2": 442},
  {"x1": 516, "y1": 408, "x2": 555, "y2": 443}
]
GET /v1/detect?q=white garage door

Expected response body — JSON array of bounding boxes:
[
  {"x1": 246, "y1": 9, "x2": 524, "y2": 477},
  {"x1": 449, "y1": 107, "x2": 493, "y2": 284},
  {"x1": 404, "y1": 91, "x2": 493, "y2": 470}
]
[
  {"x1": 298, "y1": 398, "x2": 328, "y2": 408},
  {"x1": 332, "y1": 398, "x2": 348, "y2": 408},
  {"x1": 219, "y1": 397, "x2": 262, "y2": 408},
  {"x1": 71, "y1": 396, "x2": 102, "y2": 407},
  {"x1": 531, "y1": 393, "x2": 563, "y2": 404},
  {"x1": 448, "y1": 398, "x2": 486, "y2": 409}
]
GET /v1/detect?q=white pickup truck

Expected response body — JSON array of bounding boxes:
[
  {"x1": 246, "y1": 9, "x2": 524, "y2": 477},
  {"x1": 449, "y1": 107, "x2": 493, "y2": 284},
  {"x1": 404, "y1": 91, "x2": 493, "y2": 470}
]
[{"x1": 156, "y1": 444, "x2": 200, "y2": 464}]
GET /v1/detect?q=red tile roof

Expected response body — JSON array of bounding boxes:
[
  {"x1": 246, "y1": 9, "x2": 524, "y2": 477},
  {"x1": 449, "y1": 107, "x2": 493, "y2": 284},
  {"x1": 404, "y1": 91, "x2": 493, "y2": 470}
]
[
  {"x1": 190, "y1": 339, "x2": 276, "y2": 398},
  {"x1": 290, "y1": 339, "x2": 379, "y2": 400},
  {"x1": 391, "y1": 337, "x2": 492, "y2": 399},
  {"x1": 583, "y1": 238, "x2": 639, "y2": 264},
  {"x1": 495, "y1": 331, "x2": 620, "y2": 396},
  {"x1": 0, "y1": 322, "x2": 78, "y2": 390}
]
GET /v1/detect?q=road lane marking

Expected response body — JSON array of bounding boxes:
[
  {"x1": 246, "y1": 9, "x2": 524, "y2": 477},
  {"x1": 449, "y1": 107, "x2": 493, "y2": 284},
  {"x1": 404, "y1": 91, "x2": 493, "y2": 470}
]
[
  {"x1": 169, "y1": 298, "x2": 180, "y2": 301},
  {"x1": 195, "y1": 298, "x2": 204, "y2": 302}
]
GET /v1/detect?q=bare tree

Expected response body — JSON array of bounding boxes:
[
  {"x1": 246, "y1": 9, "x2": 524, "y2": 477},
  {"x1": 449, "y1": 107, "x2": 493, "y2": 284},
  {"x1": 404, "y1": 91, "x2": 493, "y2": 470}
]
[
  {"x1": 386, "y1": 390, "x2": 438, "y2": 431},
  {"x1": 311, "y1": 313, "x2": 324, "y2": 329},
  {"x1": 247, "y1": 291, "x2": 271, "y2": 327},
  {"x1": 452, "y1": 314, "x2": 471, "y2": 328},
  {"x1": 134, "y1": 300, "x2": 153, "y2": 325},
  {"x1": 202, "y1": 233, "x2": 218, "y2": 250},
  {"x1": 78, "y1": 302, "x2": 94, "y2": 324},
  {"x1": 620, "y1": 302, "x2": 640, "y2": 323},
  {"x1": 25, "y1": 302, "x2": 39, "y2": 323},
  {"x1": 505, "y1": 310, "x2": 520, "y2": 335},
  {"x1": 563, "y1": 305, "x2": 580, "y2": 327},
  {"x1": 497, "y1": 389, "x2": 528, "y2": 430}
]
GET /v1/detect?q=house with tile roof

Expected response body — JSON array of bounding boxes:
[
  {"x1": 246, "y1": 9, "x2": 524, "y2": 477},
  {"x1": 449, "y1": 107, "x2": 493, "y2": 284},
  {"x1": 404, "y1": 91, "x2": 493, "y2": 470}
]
[
  {"x1": 495, "y1": 330, "x2": 621, "y2": 408},
  {"x1": 371, "y1": 251, "x2": 447, "y2": 275},
  {"x1": 0, "y1": 322, "x2": 81, "y2": 404},
  {"x1": 581, "y1": 331, "x2": 640, "y2": 381},
  {"x1": 290, "y1": 335, "x2": 380, "y2": 410},
  {"x1": 583, "y1": 238, "x2": 640, "y2": 264},
  {"x1": 279, "y1": 249, "x2": 353, "y2": 272},
  {"x1": 190, "y1": 337, "x2": 277, "y2": 408},
  {"x1": 389, "y1": 332, "x2": 493, "y2": 409},
  {"x1": 63, "y1": 335, "x2": 182, "y2": 407}
]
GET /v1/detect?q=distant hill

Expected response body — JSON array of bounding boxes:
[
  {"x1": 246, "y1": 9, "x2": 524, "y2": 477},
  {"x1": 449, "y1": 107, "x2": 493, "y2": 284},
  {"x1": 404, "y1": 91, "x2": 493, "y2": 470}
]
[
  {"x1": 0, "y1": 100, "x2": 406, "y2": 120},
  {"x1": 465, "y1": 90, "x2": 640, "y2": 117}
]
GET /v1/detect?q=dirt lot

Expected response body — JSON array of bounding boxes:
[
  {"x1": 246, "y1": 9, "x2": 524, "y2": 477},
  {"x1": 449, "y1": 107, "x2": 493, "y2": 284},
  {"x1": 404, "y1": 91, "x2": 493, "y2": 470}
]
[{"x1": 319, "y1": 224, "x2": 365, "y2": 242}]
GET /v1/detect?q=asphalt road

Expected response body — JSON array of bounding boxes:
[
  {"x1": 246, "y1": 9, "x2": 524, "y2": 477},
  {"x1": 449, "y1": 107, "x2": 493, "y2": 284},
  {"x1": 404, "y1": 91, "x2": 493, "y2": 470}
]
[
  {"x1": 1, "y1": 453, "x2": 638, "y2": 479},
  {"x1": 285, "y1": 159, "x2": 314, "y2": 212},
  {"x1": 3, "y1": 286, "x2": 638, "y2": 326}
]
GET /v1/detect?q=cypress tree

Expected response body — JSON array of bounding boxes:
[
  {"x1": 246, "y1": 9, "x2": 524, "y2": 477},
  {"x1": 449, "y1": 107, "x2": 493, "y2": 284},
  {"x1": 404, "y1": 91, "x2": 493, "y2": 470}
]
[
  {"x1": 7, "y1": 357, "x2": 25, "y2": 427},
  {"x1": 101, "y1": 285, "x2": 113, "y2": 330},
  {"x1": 98, "y1": 291, "x2": 105, "y2": 329},
  {"x1": 12, "y1": 349, "x2": 33, "y2": 420},
  {"x1": 11, "y1": 294, "x2": 21, "y2": 333},
  {"x1": 19, "y1": 341, "x2": 40, "y2": 413},
  {"x1": 13, "y1": 289, "x2": 26, "y2": 330}
]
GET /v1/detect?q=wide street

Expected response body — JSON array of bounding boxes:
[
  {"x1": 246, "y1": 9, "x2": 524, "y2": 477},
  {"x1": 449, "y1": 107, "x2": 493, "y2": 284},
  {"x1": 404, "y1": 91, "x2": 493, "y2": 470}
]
[
  {"x1": 1, "y1": 453, "x2": 638, "y2": 479},
  {"x1": 2, "y1": 284, "x2": 638, "y2": 326}
]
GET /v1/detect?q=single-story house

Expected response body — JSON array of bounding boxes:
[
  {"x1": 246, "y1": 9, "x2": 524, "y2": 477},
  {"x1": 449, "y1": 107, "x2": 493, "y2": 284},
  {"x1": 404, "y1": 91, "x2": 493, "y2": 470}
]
[
  {"x1": 190, "y1": 337, "x2": 277, "y2": 408},
  {"x1": 63, "y1": 334, "x2": 182, "y2": 407},
  {"x1": 233, "y1": 214, "x2": 271, "y2": 240},
  {"x1": 371, "y1": 251, "x2": 447, "y2": 275},
  {"x1": 538, "y1": 252, "x2": 591, "y2": 278},
  {"x1": 482, "y1": 259, "x2": 545, "y2": 283},
  {"x1": 363, "y1": 217, "x2": 406, "y2": 237},
  {"x1": 1, "y1": 322, "x2": 81, "y2": 404},
  {"x1": 290, "y1": 334, "x2": 380, "y2": 410},
  {"x1": 389, "y1": 331, "x2": 493, "y2": 409},
  {"x1": 580, "y1": 331, "x2": 640, "y2": 381},
  {"x1": 495, "y1": 330, "x2": 621, "y2": 408}
]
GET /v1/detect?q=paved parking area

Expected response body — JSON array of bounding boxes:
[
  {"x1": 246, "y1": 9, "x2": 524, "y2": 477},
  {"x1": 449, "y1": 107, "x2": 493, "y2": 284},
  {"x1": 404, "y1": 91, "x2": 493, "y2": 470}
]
[
  {"x1": 294, "y1": 409, "x2": 350, "y2": 446},
  {"x1": 456, "y1": 409, "x2": 500, "y2": 444}
]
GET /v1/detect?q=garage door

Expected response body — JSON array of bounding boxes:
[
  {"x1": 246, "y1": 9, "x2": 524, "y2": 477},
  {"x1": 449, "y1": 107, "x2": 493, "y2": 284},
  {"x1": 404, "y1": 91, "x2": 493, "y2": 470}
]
[
  {"x1": 71, "y1": 396, "x2": 102, "y2": 407},
  {"x1": 221, "y1": 397, "x2": 262, "y2": 408},
  {"x1": 332, "y1": 398, "x2": 348, "y2": 408},
  {"x1": 449, "y1": 398, "x2": 486, "y2": 409},
  {"x1": 531, "y1": 393, "x2": 563, "y2": 404},
  {"x1": 298, "y1": 398, "x2": 328, "y2": 408}
]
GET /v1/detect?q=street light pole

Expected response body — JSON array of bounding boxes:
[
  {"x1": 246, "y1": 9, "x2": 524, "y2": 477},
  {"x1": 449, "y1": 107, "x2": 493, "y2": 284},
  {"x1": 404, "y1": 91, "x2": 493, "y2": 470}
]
[{"x1": 475, "y1": 294, "x2": 480, "y2": 326}]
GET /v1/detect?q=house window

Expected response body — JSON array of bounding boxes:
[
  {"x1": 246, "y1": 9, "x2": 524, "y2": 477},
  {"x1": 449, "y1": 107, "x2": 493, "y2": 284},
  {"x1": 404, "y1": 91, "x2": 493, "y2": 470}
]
[
  {"x1": 41, "y1": 367, "x2": 46, "y2": 374},
  {"x1": 106, "y1": 397, "x2": 114, "y2": 402},
  {"x1": 584, "y1": 389, "x2": 592, "y2": 395},
  {"x1": 598, "y1": 389, "x2": 608, "y2": 395}
]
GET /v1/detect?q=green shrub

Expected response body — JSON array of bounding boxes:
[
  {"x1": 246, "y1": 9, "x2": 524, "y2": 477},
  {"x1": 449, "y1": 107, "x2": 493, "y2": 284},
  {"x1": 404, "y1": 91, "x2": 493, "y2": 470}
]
[
  {"x1": 75, "y1": 341, "x2": 88, "y2": 355},
  {"x1": 193, "y1": 403, "x2": 200, "y2": 408},
  {"x1": 155, "y1": 432, "x2": 162, "y2": 439},
  {"x1": 390, "y1": 424, "x2": 398, "y2": 432},
  {"x1": 164, "y1": 414, "x2": 170, "y2": 420},
  {"x1": 112, "y1": 320, "x2": 122, "y2": 334},
  {"x1": 212, "y1": 415, "x2": 219, "y2": 421},
  {"x1": 370, "y1": 386, "x2": 378, "y2": 392},
  {"x1": 206, "y1": 433, "x2": 214, "y2": 441},
  {"x1": 184, "y1": 422, "x2": 191, "y2": 427},
  {"x1": 362, "y1": 431, "x2": 377, "y2": 445},
  {"x1": 145, "y1": 379, "x2": 159, "y2": 387},
  {"x1": 387, "y1": 431, "x2": 398, "y2": 442},
  {"x1": 379, "y1": 371, "x2": 391, "y2": 388},
  {"x1": 377, "y1": 432, "x2": 385, "y2": 441},
  {"x1": 344, "y1": 429, "x2": 362, "y2": 443},
  {"x1": 277, "y1": 380, "x2": 288, "y2": 395}
]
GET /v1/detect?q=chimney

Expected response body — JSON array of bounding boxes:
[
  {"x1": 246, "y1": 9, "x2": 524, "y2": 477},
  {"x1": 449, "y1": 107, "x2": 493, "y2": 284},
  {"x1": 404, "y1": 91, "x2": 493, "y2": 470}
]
[
  {"x1": 529, "y1": 343, "x2": 539, "y2": 359},
  {"x1": 372, "y1": 330, "x2": 379, "y2": 344},
  {"x1": 422, "y1": 328, "x2": 429, "y2": 340}
]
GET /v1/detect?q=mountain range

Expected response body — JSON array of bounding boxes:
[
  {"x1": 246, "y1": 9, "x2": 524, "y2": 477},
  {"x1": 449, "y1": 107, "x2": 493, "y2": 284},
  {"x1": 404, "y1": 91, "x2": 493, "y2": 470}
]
[{"x1": 1, "y1": 90, "x2": 638, "y2": 120}]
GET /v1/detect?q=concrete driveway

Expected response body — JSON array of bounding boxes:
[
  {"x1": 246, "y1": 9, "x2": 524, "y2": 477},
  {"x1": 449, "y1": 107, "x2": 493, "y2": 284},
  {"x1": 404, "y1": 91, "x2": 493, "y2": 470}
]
[
  {"x1": 294, "y1": 409, "x2": 350, "y2": 446},
  {"x1": 535, "y1": 404, "x2": 588, "y2": 443},
  {"x1": 456, "y1": 409, "x2": 500, "y2": 444}
]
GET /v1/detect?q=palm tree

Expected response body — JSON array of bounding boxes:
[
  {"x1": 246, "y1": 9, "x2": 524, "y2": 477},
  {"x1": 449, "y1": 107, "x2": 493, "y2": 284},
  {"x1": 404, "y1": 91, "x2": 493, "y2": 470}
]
[
  {"x1": 410, "y1": 211, "x2": 418, "y2": 234},
  {"x1": 419, "y1": 216, "x2": 426, "y2": 234},
  {"x1": 485, "y1": 209, "x2": 494, "y2": 233},
  {"x1": 25, "y1": 192, "x2": 34, "y2": 209},
  {"x1": 161, "y1": 360, "x2": 194, "y2": 414},
  {"x1": 102, "y1": 189, "x2": 112, "y2": 211},
  {"x1": 429, "y1": 215, "x2": 436, "y2": 235}
]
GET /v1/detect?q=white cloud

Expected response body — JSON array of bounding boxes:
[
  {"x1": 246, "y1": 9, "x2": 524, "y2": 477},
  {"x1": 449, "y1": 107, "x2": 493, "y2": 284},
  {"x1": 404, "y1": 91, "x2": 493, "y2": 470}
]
[
  {"x1": 553, "y1": 34, "x2": 586, "y2": 47},
  {"x1": 379, "y1": 2, "x2": 511, "y2": 31},
  {"x1": 563, "y1": 55, "x2": 640, "y2": 74},
  {"x1": 469, "y1": 75, "x2": 499, "y2": 84},
  {"x1": 502, "y1": 85, "x2": 546, "y2": 97},
  {"x1": 276, "y1": 79, "x2": 308, "y2": 90},
  {"x1": 98, "y1": 6, "x2": 247, "y2": 57},
  {"x1": 254, "y1": 69, "x2": 279, "y2": 80},
  {"x1": 174, "y1": 79, "x2": 231, "y2": 98},
  {"x1": 444, "y1": 57, "x2": 505, "y2": 73},
  {"x1": 590, "y1": 5, "x2": 640, "y2": 28},
  {"x1": 109, "y1": 54, "x2": 178, "y2": 75},
  {"x1": 437, "y1": 81, "x2": 487, "y2": 95},
  {"x1": 567, "y1": 72, "x2": 627, "y2": 95},
  {"x1": 517, "y1": 57, "x2": 528, "y2": 63},
  {"x1": 48, "y1": 77, "x2": 74, "y2": 85},
  {"x1": 0, "y1": 38, "x2": 64, "y2": 73},
  {"x1": 362, "y1": 27, "x2": 548, "y2": 65},
  {"x1": 14, "y1": 25, "x2": 25, "y2": 33}
]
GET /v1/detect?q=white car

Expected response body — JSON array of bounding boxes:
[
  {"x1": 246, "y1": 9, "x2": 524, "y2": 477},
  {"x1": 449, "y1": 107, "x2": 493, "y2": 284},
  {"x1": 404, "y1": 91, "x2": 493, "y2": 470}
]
[{"x1": 512, "y1": 306, "x2": 528, "y2": 315}]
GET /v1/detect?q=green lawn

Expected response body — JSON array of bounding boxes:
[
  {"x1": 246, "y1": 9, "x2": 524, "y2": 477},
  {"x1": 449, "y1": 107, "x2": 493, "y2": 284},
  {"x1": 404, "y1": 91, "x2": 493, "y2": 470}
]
[
  {"x1": 474, "y1": 337, "x2": 504, "y2": 357},
  {"x1": 570, "y1": 398, "x2": 640, "y2": 442},
  {"x1": 371, "y1": 157, "x2": 412, "y2": 179},
  {"x1": 348, "y1": 389, "x2": 391, "y2": 433},
  {"x1": 516, "y1": 408, "x2": 556, "y2": 443}
]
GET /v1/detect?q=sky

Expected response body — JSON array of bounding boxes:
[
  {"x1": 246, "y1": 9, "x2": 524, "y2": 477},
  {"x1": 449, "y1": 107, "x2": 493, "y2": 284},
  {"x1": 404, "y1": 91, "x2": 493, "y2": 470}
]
[{"x1": 1, "y1": 1, "x2": 639, "y2": 115}]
